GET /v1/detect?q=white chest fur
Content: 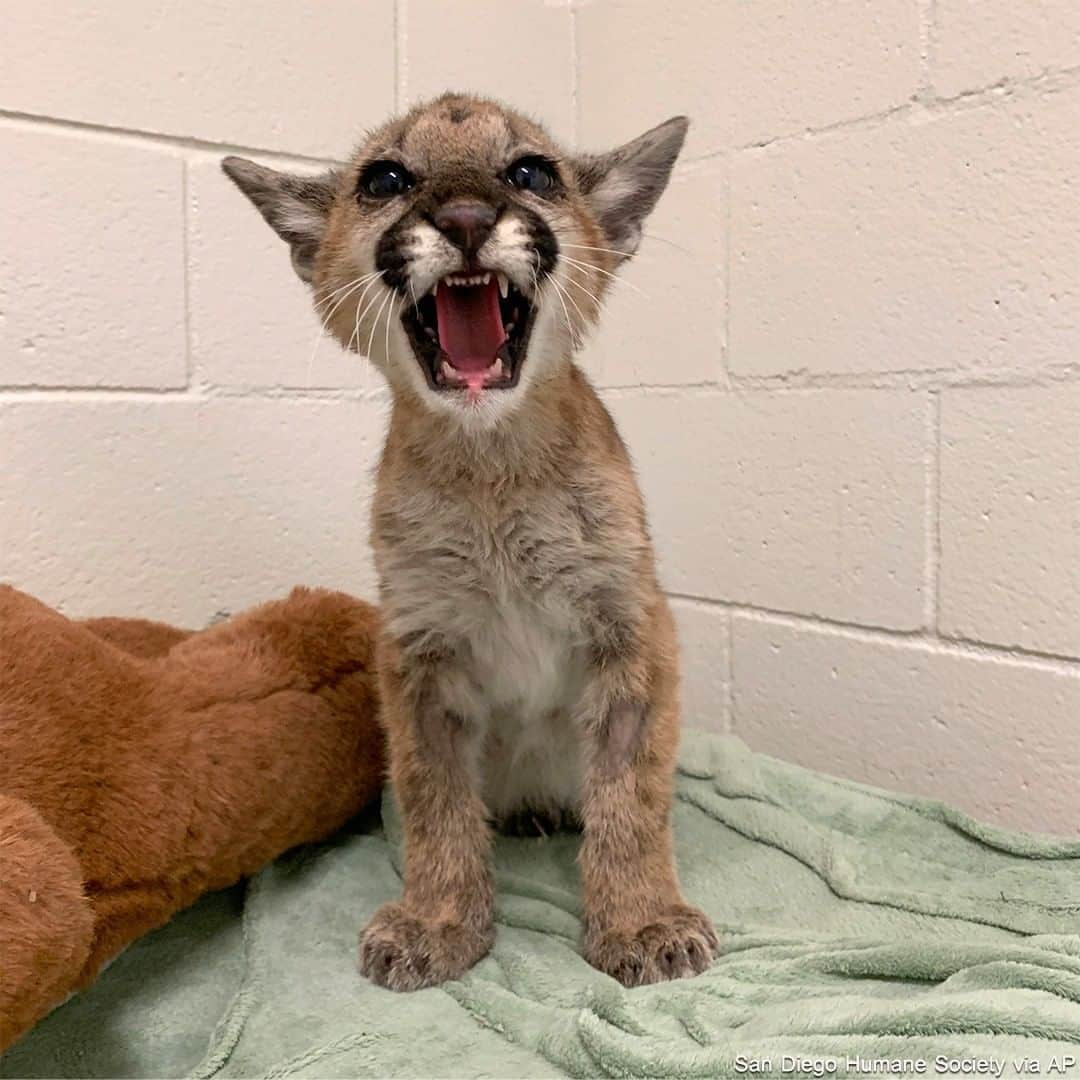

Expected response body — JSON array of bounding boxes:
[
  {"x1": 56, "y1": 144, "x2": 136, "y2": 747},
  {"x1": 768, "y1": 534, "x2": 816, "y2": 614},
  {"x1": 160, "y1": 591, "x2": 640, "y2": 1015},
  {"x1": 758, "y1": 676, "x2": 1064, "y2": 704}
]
[
  {"x1": 464, "y1": 586, "x2": 588, "y2": 819},
  {"x1": 378, "y1": 480, "x2": 609, "y2": 821}
]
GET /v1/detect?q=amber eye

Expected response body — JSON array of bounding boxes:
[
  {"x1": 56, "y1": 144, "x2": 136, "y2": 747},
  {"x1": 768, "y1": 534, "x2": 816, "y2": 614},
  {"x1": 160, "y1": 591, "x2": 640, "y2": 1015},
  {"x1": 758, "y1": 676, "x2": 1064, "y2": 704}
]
[
  {"x1": 504, "y1": 156, "x2": 557, "y2": 194},
  {"x1": 359, "y1": 160, "x2": 415, "y2": 199}
]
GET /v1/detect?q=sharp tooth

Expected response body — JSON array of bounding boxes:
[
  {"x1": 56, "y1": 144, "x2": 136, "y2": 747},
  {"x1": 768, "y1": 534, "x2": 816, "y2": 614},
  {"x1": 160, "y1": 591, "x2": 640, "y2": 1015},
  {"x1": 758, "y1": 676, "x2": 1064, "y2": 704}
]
[
  {"x1": 440, "y1": 360, "x2": 456, "y2": 382},
  {"x1": 492, "y1": 358, "x2": 505, "y2": 378},
  {"x1": 481, "y1": 272, "x2": 491, "y2": 285},
  {"x1": 497, "y1": 274, "x2": 509, "y2": 299},
  {"x1": 432, "y1": 280, "x2": 439, "y2": 296}
]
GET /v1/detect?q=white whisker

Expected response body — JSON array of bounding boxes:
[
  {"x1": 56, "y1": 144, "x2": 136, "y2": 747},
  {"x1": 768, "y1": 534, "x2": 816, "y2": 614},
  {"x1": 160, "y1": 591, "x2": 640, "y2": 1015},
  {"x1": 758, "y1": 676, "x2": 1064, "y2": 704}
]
[
  {"x1": 529, "y1": 261, "x2": 541, "y2": 317},
  {"x1": 552, "y1": 271, "x2": 592, "y2": 333},
  {"x1": 313, "y1": 271, "x2": 380, "y2": 311},
  {"x1": 311, "y1": 278, "x2": 371, "y2": 355},
  {"x1": 642, "y1": 230, "x2": 695, "y2": 256},
  {"x1": 347, "y1": 277, "x2": 390, "y2": 354},
  {"x1": 559, "y1": 254, "x2": 648, "y2": 298},
  {"x1": 559, "y1": 270, "x2": 603, "y2": 320},
  {"x1": 560, "y1": 242, "x2": 631, "y2": 260},
  {"x1": 384, "y1": 291, "x2": 400, "y2": 363},
  {"x1": 563, "y1": 237, "x2": 691, "y2": 261},
  {"x1": 365, "y1": 287, "x2": 394, "y2": 361},
  {"x1": 306, "y1": 273, "x2": 379, "y2": 383},
  {"x1": 544, "y1": 272, "x2": 581, "y2": 349}
]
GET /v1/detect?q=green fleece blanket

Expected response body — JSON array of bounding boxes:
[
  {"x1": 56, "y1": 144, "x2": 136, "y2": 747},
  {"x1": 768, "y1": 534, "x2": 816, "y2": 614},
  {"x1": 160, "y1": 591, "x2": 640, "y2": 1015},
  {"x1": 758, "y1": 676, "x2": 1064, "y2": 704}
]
[{"x1": 5, "y1": 731, "x2": 1080, "y2": 1079}]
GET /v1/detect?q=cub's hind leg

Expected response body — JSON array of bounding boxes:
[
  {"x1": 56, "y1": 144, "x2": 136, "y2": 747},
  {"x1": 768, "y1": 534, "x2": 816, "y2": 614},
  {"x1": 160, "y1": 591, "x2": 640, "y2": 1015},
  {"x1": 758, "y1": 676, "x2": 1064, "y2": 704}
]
[{"x1": 496, "y1": 804, "x2": 582, "y2": 838}]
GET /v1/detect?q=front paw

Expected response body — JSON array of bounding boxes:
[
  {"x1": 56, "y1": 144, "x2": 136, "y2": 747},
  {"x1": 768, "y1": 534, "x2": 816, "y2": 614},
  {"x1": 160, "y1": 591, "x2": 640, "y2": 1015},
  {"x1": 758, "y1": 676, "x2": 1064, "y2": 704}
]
[
  {"x1": 585, "y1": 905, "x2": 718, "y2": 987},
  {"x1": 358, "y1": 902, "x2": 493, "y2": 991}
]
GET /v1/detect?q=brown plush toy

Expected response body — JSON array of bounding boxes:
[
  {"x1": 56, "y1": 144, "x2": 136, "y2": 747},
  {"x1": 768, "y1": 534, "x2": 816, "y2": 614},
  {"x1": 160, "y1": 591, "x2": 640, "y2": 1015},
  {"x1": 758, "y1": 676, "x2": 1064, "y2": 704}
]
[{"x1": 0, "y1": 584, "x2": 384, "y2": 1052}]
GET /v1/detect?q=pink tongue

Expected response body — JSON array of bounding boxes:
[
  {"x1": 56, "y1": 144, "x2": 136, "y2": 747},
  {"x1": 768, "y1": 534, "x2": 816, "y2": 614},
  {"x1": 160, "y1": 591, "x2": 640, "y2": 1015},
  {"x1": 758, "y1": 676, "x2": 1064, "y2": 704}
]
[{"x1": 435, "y1": 278, "x2": 506, "y2": 372}]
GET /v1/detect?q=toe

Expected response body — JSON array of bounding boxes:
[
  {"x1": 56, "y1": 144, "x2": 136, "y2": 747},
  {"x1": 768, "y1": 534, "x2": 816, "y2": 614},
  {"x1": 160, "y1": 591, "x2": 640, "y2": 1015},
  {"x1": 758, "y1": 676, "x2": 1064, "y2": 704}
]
[
  {"x1": 359, "y1": 937, "x2": 396, "y2": 984},
  {"x1": 638, "y1": 926, "x2": 691, "y2": 982},
  {"x1": 659, "y1": 939, "x2": 690, "y2": 978},
  {"x1": 612, "y1": 944, "x2": 646, "y2": 987},
  {"x1": 588, "y1": 907, "x2": 718, "y2": 986},
  {"x1": 684, "y1": 935, "x2": 711, "y2": 974}
]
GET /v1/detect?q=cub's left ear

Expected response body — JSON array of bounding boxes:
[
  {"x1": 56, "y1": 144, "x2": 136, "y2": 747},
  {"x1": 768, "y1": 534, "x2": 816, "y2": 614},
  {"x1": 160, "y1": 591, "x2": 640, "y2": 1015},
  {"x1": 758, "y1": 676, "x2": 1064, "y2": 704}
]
[
  {"x1": 221, "y1": 156, "x2": 339, "y2": 284},
  {"x1": 571, "y1": 116, "x2": 689, "y2": 260}
]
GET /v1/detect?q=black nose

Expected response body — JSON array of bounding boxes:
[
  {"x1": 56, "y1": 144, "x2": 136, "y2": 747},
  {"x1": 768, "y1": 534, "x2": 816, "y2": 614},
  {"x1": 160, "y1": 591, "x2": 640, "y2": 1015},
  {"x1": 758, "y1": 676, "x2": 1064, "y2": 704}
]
[{"x1": 433, "y1": 201, "x2": 497, "y2": 258}]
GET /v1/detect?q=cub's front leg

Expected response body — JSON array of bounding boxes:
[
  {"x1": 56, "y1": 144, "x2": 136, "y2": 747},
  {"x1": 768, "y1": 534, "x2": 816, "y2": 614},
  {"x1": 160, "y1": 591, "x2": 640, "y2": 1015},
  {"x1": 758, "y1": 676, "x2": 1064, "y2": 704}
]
[
  {"x1": 579, "y1": 599, "x2": 718, "y2": 986},
  {"x1": 359, "y1": 638, "x2": 494, "y2": 990}
]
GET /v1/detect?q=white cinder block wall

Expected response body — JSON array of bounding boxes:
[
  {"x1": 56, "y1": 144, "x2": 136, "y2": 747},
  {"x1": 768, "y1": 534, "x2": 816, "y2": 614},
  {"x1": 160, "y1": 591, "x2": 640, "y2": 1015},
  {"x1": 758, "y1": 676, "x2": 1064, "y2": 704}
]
[{"x1": 2, "y1": 2, "x2": 1079, "y2": 834}]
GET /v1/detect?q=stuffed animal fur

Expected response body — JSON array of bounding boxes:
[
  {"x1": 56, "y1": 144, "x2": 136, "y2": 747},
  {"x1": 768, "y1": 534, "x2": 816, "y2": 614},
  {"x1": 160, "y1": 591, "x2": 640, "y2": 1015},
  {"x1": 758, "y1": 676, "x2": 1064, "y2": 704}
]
[{"x1": 0, "y1": 585, "x2": 384, "y2": 1051}]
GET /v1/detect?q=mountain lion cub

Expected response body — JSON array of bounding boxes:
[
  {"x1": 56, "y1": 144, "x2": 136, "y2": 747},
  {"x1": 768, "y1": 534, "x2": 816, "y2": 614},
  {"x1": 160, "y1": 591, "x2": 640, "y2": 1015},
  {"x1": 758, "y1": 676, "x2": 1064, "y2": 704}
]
[{"x1": 224, "y1": 93, "x2": 717, "y2": 989}]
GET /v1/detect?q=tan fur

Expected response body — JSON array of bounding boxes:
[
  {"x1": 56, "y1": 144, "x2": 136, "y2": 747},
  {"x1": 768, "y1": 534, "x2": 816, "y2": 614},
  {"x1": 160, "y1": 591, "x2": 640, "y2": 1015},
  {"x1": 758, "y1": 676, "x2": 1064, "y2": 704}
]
[
  {"x1": 317, "y1": 98, "x2": 610, "y2": 424},
  {"x1": 223, "y1": 93, "x2": 715, "y2": 989},
  {"x1": 0, "y1": 585, "x2": 384, "y2": 1050}
]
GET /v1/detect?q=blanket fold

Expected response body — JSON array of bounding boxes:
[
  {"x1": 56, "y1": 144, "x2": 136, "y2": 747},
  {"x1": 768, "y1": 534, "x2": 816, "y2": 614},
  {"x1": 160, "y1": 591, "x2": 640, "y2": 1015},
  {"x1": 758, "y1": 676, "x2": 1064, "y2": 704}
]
[{"x1": 5, "y1": 731, "x2": 1079, "y2": 1080}]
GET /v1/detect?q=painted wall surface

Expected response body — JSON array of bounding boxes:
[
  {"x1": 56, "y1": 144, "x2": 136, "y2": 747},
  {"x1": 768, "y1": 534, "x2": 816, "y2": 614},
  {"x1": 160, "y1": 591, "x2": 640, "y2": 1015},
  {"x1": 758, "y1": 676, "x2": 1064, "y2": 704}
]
[{"x1": 4, "y1": 1, "x2": 1080, "y2": 833}]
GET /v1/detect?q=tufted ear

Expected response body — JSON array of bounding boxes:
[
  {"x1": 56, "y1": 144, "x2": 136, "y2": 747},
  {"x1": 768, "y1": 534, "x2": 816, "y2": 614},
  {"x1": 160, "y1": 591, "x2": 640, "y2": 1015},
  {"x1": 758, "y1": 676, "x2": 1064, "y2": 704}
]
[
  {"x1": 571, "y1": 116, "x2": 689, "y2": 261},
  {"x1": 221, "y1": 156, "x2": 339, "y2": 283}
]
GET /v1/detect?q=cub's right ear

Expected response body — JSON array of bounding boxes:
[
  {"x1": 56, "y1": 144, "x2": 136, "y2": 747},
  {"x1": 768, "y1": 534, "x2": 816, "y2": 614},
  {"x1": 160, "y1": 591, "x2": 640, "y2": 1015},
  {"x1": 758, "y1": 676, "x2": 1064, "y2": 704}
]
[{"x1": 221, "y1": 156, "x2": 339, "y2": 284}]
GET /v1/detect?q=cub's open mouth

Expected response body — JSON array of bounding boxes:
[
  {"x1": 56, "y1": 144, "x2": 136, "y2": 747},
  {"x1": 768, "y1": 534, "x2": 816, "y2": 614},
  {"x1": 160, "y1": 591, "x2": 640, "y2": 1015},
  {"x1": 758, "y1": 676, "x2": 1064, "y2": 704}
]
[{"x1": 400, "y1": 272, "x2": 535, "y2": 393}]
